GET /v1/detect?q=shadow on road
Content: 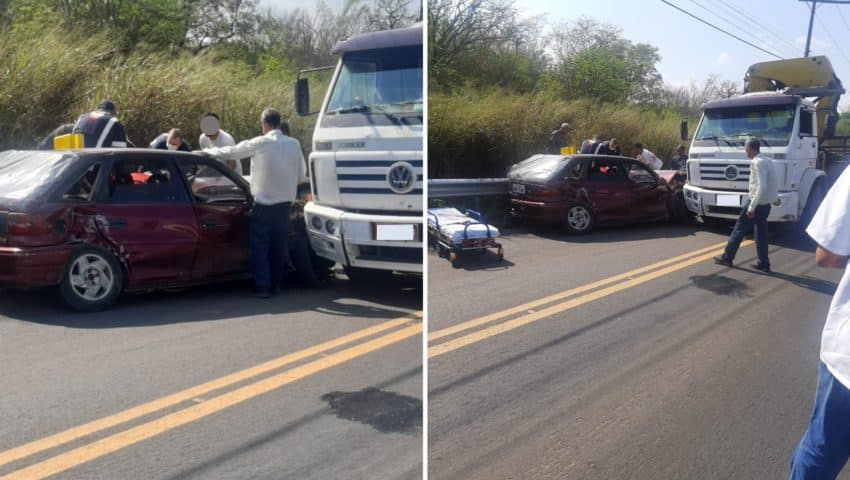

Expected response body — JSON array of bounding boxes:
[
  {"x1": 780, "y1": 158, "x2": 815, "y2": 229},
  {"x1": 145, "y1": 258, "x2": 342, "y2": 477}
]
[
  {"x1": 0, "y1": 274, "x2": 422, "y2": 328},
  {"x1": 688, "y1": 275, "x2": 753, "y2": 298},
  {"x1": 161, "y1": 366, "x2": 423, "y2": 480},
  {"x1": 438, "y1": 249, "x2": 516, "y2": 272},
  {"x1": 500, "y1": 221, "x2": 701, "y2": 244}
]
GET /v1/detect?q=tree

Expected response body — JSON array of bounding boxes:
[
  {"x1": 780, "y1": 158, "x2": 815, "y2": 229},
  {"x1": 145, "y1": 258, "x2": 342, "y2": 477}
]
[
  {"x1": 659, "y1": 75, "x2": 741, "y2": 116},
  {"x1": 184, "y1": 0, "x2": 262, "y2": 53},
  {"x1": 368, "y1": 0, "x2": 419, "y2": 30},
  {"x1": 549, "y1": 17, "x2": 663, "y2": 104},
  {"x1": 429, "y1": 0, "x2": 540, "y2": 91}
]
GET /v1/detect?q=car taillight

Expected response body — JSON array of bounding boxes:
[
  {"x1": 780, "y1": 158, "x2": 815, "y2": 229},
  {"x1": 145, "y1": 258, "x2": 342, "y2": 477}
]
[
  {"x1": 7, "y1": 213, "x2": 52, "y2": 236},
  {"x1": 534, "y1": 186, "x2": 558, "y2": 198}
]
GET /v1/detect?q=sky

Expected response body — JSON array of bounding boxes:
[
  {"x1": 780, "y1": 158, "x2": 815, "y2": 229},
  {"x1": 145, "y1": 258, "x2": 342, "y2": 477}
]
[
  {"x1": 258, "y1": 0, "x2": 850, "y2": 110},
  {"x1": 519, "y1": 0, "x2": 850, "y2": 110}
]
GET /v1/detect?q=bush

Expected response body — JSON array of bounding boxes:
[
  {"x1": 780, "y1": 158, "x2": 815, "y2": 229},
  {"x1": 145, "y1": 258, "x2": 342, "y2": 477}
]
[
  {"x1": 0, "y1": 25, "x2": 314, "y2": 151},
  {"x1": 429, "y1": 88, "x2": 687, "y2": 178}
]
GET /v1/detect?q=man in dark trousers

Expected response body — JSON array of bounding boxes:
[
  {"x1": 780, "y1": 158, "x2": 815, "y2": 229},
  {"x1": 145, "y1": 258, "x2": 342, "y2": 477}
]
[
  {"x1": 203, "y1": 108, "x2": 307, "y2": 298},
  {"x1": 73, "y1": 100, "x2": 128, "y2": 148},
  {"x1": 548, "y1": 122, "x2": 572, "y2": 154},
  {"x1": 714, "y1": 137, "x2": 778, "y2": 272}
]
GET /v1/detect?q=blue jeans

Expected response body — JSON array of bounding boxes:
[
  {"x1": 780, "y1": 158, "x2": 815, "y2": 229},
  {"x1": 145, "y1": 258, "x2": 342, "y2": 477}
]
[
  {"x1": 250, "y1": 202, "x2": 290, "y2": 290},
  {"x1": 790, "y1": 363, "x2": 850, "y2": 479},
  {"x1": 722, "y1": 200, "x2": 771, "y2": 267}
]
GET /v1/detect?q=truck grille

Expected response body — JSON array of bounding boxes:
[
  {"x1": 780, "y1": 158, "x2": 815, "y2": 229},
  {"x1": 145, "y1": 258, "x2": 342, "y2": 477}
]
[
  {"x1": 337, "y1": 160, "x2": 423, "y2": 195},
  {"x1": 699, "y1": 162, "x2": 750, "y2": 184}
]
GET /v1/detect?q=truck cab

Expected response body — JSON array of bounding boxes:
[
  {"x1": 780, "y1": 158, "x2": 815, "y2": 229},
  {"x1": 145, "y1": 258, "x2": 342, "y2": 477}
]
[
  {"x1": 683, "y1": 92, "x2": 820, "y2": 222},
  {"x1": 683, "y1": 56, "x2": 842, "y2": 224},
  {"x1": 296, "y1": 24, "x2": 423, "y2": 278}
]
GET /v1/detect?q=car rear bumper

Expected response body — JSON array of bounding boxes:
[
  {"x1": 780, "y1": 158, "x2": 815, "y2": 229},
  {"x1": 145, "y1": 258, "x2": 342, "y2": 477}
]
[
  {"x1": 509, "y1": 198, "x2": 567, "y2": 223},
  {"x1": 0, "y1": 245, "x2": 73, "y2": 288}
]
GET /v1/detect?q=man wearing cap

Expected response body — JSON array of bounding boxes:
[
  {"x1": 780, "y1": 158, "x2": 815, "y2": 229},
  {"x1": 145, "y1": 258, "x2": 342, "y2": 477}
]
[
  {"x1": 548, "y1": 122, "x2": 572, "y2": 154},
  {"x1": 198, "y1": 113, "x2": 238, "y2": 173},
  {"x1": 72, "y1": 100, "x2": 128, "y2": 148}
]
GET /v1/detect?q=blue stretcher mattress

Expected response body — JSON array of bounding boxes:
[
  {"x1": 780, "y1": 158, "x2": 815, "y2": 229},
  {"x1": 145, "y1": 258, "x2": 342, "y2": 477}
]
[{"x1": 428, "y1": 208, "x2": 500, "y2": 244}]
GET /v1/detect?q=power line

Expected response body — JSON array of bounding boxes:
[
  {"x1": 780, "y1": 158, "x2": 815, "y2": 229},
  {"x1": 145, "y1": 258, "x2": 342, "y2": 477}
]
[
  {"x1": 813, "y1": 6, "x2": 850, "y2": 70},
  {"x1": 714, "y1": 0, "x2": 799, "y2": 57},
  {"x1": 686, "y1": 0, "x2": 775, "y2": 54},
  {"x1": 659, "y1": 0, "x2": 782, "y2": 59}
]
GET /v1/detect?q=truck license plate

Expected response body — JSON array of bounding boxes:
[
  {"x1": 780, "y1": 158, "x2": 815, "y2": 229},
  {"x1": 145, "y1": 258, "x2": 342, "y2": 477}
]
[
  {"x1": 376, "y1": 224, "x2": 415, "y2": 241},
  {"x1": 512, "y1": 183, "x2": 526, "y2": 194},
  {"x1": 716, "y1": 194, "x2": 741, "y2": 207}
]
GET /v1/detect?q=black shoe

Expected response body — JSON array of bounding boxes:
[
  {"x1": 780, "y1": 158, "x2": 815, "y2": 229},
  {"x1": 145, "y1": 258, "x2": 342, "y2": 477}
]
[
  {"x1": 714, "y1": 256, "x2": 733, "y2": 267},
  {"x1": 751, "y1": 263, "x2": 771, "y2": 273},
  {"x1": 253, "y1": 288, "x2": 272, "y2": 299}
]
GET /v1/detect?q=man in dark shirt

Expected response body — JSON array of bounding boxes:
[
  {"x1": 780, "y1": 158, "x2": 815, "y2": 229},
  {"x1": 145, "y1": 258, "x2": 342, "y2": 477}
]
[
  {"x1": 595, "y1": 138, "x2": 621, "y2": 156},
  {"x1": 671, "y1": 144, "x2": 688, "y2": 171},
  {"x1": 149, "y1": 128, "x2": 192, "y2": 151},
  {"x1": 72, "y1": 100, "x2": 128, "y2": 148},
  {"x1": 548, "y1": 122, "x2": 572, "y2": 154}
]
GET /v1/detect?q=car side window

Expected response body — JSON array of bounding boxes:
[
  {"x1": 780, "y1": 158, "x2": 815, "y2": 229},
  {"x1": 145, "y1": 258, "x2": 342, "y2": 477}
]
[
  {"x1": 565, "y1": 160, "x2": 583, "y2": 180},
  {"x1": 63, "y1": 163, "x2": 101, "y2": 202},
  {"x1": 586, "y1": 159, "x2": 625, "y2": 183},
  {"x1": 626, "y1": 162, "x2": 656, "y2": 184},
  {"x1": 107, "y1": 157, "x2": 188, "y2": 204},
  {"x1": 177, "y1": 159, "x2": 248, "y2": 204}
]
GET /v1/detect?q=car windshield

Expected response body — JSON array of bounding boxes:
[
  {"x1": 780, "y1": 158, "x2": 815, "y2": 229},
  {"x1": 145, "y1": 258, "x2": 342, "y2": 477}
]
[
  {"x1": 0, "y1": 150, "x2": 73, "y2": 200},
  {"x1": 323, "y1": 45, "x2": 422, "y2": 127},
  {"x1": 694, "y1": 104, "x2": 795, "y2": 147}
]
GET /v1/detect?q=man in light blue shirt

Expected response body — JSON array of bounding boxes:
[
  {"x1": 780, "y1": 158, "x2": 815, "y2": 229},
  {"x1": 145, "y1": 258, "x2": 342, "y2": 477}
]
[{"x1": 714, "y1": 137, "x2": 778, "y2": 272}]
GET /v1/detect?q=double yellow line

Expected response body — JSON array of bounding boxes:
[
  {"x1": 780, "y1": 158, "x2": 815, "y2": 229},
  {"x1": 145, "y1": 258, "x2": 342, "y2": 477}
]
[
  {"x1": 0, "y1": 314, "x2": 422, "y2": 480},
  {"x1": 428, "y1": 240, "x2": 752, "y2": 358}
]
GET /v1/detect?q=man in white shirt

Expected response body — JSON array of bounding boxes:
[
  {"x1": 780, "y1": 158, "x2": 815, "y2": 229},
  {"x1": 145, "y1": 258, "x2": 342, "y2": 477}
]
[
  {"x1": 198, "y1": 112, "x2": 238, "y2": 173},
  {"x1": 203, "y1": 108, "x2": 307, "y2": 298},
  {"x1": 789, "y1": 167, "x2": 850, "y2": 479},
  {"x1": 634, "y1": 143, "x2": 663, "y2": 170},
  {"x1": 714, "y1": 137, "x2": 778, "y2": 272}
]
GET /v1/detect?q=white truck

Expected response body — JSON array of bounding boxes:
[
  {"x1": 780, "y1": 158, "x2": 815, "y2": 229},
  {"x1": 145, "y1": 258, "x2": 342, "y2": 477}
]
[
  {"x1": 683, "y1": 56, "x2": 846, "y2": 226},
  {"x1": 295, "y1": 23, "x2": 423, "y2": 281}
]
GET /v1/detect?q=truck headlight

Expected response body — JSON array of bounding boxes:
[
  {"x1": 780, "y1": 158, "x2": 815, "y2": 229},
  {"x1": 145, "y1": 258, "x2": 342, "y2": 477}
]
[
  {"x1": 311, "y1": 216, "x2": 323, "y2": 230},
  {"x1": 325, "y1": 220, "x2": 336, "y2": 234}
]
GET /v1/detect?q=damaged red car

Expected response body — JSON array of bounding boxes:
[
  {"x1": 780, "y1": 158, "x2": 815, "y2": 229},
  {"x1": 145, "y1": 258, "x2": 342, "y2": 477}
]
[
  {"x1": 508, "y1": 154, "x2": 689, "y2": 233},
  {"x1": 0, "y1": 149, "x2": 331, "y2": 311}
]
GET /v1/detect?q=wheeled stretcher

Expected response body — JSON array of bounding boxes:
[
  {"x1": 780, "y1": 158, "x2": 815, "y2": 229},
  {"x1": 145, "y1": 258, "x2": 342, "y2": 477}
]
[{"x1": 427, "y1": 208, "x2": 503, "y2": 266}]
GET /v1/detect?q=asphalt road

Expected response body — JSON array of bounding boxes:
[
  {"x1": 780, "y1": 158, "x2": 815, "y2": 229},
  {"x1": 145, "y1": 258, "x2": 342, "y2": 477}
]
[
  {"x1": 428, "y1": 220, "x2": 844, "y2": 479},
  {"x1": 0, "y1": 274, "x2": 422, "y2": 480}
]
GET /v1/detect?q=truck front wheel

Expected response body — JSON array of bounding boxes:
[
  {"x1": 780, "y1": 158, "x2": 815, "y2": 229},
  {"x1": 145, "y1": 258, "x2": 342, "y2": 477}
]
[{"x1": 799, "y1": 181, "x2": 826, "y2": 232}]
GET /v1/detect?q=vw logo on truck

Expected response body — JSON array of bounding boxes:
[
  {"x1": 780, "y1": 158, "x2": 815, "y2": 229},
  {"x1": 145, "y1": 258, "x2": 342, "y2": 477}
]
[
  {"x1": 387, "y1": 162, "x2": 416, "y2": 194},
  {"x1": 724, "y1": 165, "x2": 739, "y2": 180}
]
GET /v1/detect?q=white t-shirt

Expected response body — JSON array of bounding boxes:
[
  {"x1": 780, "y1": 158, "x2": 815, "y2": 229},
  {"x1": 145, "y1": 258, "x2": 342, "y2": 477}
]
[
  {"x1": 807, "y1": 166, "x2": 850, "y2": 388},
  {"x1": 203, "y1": 130, "x2": 306, "y2": 205},
  {"x1": 637, "y1": 149, "x2": 663, "y2": 170},
  {"x1": 199, "y1": 130, "x2": 238, "y2": 173}
]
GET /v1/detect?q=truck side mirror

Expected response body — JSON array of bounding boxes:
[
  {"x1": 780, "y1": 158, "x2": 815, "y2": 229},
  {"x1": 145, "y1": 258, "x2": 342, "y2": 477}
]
[
  {"x1": 680, "y1": 120, "x2": 688, "y2": 141},
  {"x1": 295, "y1": 78, "x2": 310, "y2": 117}
]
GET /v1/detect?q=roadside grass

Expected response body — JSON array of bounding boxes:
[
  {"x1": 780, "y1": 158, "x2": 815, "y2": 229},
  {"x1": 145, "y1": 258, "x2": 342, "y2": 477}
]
[
  {"x1": 429, "y1": 89, "x2": 685, "y2": 178},
  {"x1": 0, "y1": 25, "x2": 314, "y2": 150}
]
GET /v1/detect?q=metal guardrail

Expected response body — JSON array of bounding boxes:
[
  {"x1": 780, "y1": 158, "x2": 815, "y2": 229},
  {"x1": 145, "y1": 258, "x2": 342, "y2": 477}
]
[{"x1": 428, "y1": 178, "x2": 509, "y2": 198}]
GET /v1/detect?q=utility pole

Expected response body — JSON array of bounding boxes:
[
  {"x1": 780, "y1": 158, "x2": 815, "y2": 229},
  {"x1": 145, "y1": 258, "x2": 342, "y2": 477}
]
[
  {"x1": 805, "y1": 0, "x2": 816, "y2": 57},
  {"x1": 800, "y1": 0, "x2": 850, "y2": 57}
]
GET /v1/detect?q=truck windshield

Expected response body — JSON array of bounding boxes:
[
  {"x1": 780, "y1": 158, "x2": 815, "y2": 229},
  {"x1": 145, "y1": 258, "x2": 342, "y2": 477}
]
[
  {"x1": 323, "y1": 45, "x2": 423, "y2": 127},
  {"x1": 694, "y1": 104, "x2": 796, "y2": 147}
]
